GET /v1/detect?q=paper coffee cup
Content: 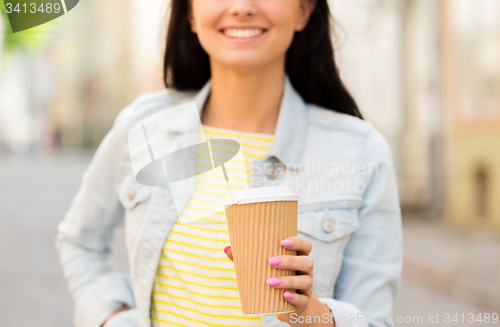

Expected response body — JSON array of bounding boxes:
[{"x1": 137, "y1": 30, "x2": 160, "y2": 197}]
[{"x1": 222, "y1": 186, "x2": 299, "y2": 315}]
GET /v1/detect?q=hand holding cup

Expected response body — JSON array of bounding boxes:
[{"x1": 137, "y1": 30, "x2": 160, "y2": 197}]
[
  {"x1": 222, "y1": 187, "x2": 300, "y2": 315},
  {"x1": 224, "y1": 235, "x2": 315, "y2": 320}
]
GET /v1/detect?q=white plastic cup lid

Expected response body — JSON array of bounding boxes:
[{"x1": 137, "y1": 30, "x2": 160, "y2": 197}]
[{"x1": 222, "y1": 186, "x2": 299, "y2": 207}]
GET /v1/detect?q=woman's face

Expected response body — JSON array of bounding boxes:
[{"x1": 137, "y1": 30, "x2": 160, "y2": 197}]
[{"x1": 190, "y1": 0, "x2": 315, "y2": 69}]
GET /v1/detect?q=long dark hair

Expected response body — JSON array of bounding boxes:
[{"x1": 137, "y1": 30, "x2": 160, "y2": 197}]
[{"x1": 163, "y1": 0, "x2": 362, "y2": 119}]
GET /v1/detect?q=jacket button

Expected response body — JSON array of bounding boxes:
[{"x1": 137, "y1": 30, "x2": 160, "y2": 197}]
[
  {"x1": 322, "y1": 219, "x2": 335, "y2": 233},
  {"x1": 264, "y1": 157, "x2": 280, "y2": 180},
  {"x1": 128, "y1": 189, "x2": 136, "y2": 201},
  {"x1": 265, "y1": 165, "x2": 277, "y2": 179}
]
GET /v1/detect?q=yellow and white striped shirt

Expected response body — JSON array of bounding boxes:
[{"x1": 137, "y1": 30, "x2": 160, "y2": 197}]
[{"x1": 151, "y1": 125, "x2": 274, "y2": 327}]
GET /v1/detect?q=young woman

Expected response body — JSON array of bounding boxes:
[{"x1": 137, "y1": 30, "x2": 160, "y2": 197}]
[{"x1": 57, "y1": 1, "x2": 402, "y2": 327}]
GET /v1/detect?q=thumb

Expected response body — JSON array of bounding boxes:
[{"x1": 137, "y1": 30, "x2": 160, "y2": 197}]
[{"x1": 223, "y1": 246, "x2": 233, "y2": 261}]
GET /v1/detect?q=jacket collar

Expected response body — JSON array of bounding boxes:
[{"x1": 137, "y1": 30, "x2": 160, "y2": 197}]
[{"x1": 167, "y1": 75, "x2": 308, "y2": 169}]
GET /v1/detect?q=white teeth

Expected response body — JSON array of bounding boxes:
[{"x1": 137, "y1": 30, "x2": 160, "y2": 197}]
[{"x1": 223, "y1": 28, "x2": 264, "y2": 38}]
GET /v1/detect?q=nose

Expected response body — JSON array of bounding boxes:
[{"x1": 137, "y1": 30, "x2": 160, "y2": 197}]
[{"x1": 228, "y1": 0, "x2": 258, "y2": 17}]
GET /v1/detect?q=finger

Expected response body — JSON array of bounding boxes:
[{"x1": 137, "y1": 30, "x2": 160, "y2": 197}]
[
  {"x1": 224, "y1": 246, "x2": 233, "y2": 261},
  {"x1": 266, "y1": 275, "x2": 313, "y2": 296},
  {"x1": 268, "y1": 255, "x2": 314, "y2": 275},
  {"x1": 281, "y1": 236, "x2": 312, "y2": 255},
  {"x1": 283, "y1": 291, "x2": 309, "y2": 310}
]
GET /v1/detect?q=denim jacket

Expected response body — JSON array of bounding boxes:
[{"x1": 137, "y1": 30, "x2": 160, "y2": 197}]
[{"x1": 56, "y1": 76, "x2": 402, "y2": 327}]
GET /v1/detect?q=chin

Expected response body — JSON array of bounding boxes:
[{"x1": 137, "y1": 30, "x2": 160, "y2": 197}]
[
  {"x1": 215, "y1": 53, "x2": 282, "y2": 70},
  {"x1": 225, "y1": 60, "x2": 268, "y2": 69}
]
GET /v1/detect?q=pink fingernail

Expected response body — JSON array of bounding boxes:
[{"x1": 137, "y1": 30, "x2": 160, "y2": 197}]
[
  {"x1": 268, "y1": 257, "x2": 281, "y2": 266},
  {"x1": 281, "y1": 239, "x2": 294, "y2": 248},
  {"x1": 266, "y1": 277, "x2": 281, "y2": 286},
  {"x1": 284, "y1": 292, "x2": 293, "y2": 299},
  {"x1": 223, "y1": 246, "x2": 231, "y2": 253}
]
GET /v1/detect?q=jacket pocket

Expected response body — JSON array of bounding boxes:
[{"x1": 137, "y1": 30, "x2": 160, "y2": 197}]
[
  {"x1": 118, "y1": 175, "x2": 153, "y2": 210},
  {"x1": 117, "y1": 175, "x2": 154, "y2": 252},
  {"x1": 297, "y1": 200, "x2": 360, "y2": 297}
]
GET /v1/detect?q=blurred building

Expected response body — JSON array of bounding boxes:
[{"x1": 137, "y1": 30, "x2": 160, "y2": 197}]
[
  {"x1": 49, "y1": 0, "x2": 166, "y2": 149},
  {"x1": 333, "y1": 0, "x2": 500, "y2": 229},
  {"x1": 441, "y1": 0, "x2": 500, "y2": 228},
  {"x1": 0, "y1": 0, "x2": 166, "y2": 152},
  {"x1": 49, "y1": 0, "x2": 132, "y2": 149},
  {"x1": 331, "y1": 0, "x2": 442, "y2": 213}
]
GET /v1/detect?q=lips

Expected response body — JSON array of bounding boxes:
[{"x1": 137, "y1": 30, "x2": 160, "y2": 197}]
[{"x1": 221, "y1": 28, "x2": 267, "y2": 39}]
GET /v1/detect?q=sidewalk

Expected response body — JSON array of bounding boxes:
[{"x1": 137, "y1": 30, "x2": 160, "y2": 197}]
[{"x1": 401, "y1": 216, "x2": 500, "y2": 312}]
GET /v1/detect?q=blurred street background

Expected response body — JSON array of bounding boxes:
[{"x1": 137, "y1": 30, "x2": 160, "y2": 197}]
[{"x1": 1, "y1": 0, "x2": 500, "y2": 326}]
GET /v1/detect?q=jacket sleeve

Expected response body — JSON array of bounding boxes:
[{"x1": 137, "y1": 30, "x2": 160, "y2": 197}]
[
  {"x1": 318, "y1": 127, "x2": 403, "y2": 327},
  {"x1": 56, "y1": 103, "x2": 138, "y2": 327}
]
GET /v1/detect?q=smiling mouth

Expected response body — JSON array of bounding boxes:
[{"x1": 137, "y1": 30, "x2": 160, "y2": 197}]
[{"x1": 221, "y1": 28, "x2": 267, "y2": 39}]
